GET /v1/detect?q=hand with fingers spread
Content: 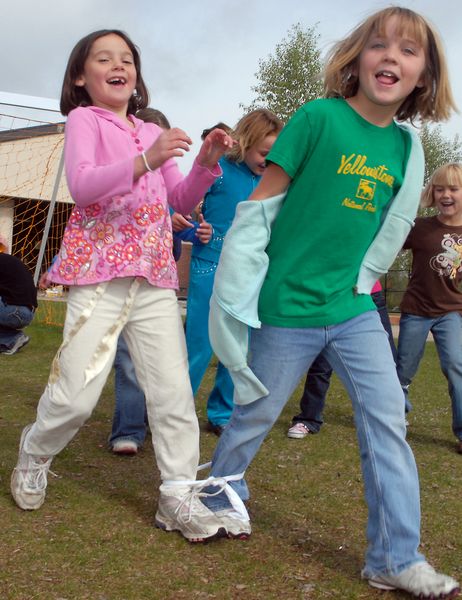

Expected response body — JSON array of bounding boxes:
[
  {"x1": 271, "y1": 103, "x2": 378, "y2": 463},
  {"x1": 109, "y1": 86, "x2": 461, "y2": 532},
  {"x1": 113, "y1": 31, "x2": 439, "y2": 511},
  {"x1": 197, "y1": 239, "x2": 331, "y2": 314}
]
[
  {"x1": 144, "y1": 127, "x2": 193, "y2": 171},
  {"x1": 197, "y1": 128, "x2": 235, "y2": 169}
]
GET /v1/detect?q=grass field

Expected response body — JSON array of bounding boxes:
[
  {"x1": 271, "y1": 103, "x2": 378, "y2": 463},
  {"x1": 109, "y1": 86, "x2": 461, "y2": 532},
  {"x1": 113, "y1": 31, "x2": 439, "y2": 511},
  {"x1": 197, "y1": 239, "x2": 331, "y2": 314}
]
[{"x1": 1, "y1": 321, "x2": 461, "y2": 599}]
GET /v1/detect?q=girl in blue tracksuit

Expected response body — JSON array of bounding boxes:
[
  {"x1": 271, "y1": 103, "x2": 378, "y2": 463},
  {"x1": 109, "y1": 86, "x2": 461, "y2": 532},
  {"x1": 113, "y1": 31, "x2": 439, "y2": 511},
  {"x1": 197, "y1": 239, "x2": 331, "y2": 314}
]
[{"x1": 185, "y1": 109, "x2": 282, "y2": 434}]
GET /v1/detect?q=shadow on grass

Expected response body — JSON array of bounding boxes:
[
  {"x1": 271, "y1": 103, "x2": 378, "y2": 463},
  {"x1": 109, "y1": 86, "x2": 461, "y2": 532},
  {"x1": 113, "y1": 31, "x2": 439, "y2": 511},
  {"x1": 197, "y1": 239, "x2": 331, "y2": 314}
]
[{"x1": 1, "y1": 326, "x2": 461, "y2": 599}]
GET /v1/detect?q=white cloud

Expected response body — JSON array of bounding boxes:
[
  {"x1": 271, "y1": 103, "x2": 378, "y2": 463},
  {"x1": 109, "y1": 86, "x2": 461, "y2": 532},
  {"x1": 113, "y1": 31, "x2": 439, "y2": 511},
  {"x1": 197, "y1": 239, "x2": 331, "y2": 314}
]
[{"x1": 2, "y1": 0, "x2": 461, "y2": 172}]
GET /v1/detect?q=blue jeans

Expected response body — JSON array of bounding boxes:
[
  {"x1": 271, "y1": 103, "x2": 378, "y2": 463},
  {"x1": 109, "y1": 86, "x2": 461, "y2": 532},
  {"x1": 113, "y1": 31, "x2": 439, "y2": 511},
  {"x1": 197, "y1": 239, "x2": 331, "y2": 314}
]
[
  {"x1": 0, "y1": 298, "x2": 34, "y2": 351},
  {"x1": 207, "y1": 311, "x2": 423, "y2": 575},
  {"x1": 292, "y1": 290, "x2": 397, "y2": 432},
  {"x1": 109, "y1": 334, "x2": 147, "y2": 448},
  {"x1": 397, "y1": 312, "x2": 462, "y2": 440},
  {"x1": 186, "y1": 257, "x2": 234, "y2": 426}
]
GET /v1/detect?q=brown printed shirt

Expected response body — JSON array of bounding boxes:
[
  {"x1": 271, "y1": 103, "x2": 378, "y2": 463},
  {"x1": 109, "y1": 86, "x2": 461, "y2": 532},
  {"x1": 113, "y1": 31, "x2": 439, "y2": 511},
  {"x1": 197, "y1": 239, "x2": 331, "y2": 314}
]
[{"x1": 400, "y1": 216, "x2": 462, "y2": 316}]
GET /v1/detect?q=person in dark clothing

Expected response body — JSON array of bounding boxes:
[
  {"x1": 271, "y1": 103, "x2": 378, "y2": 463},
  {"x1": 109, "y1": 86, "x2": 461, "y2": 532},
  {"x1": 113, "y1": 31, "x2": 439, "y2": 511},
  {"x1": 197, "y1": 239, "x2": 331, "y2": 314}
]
[{"x1": 0, "y1": 247, "x2": 37, "y2": 355}]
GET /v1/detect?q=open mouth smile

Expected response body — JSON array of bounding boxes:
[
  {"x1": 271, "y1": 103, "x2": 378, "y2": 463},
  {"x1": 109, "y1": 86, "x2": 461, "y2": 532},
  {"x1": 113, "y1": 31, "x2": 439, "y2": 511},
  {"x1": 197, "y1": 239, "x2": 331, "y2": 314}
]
[
  {"x1": 375, "y1": 70, "x2": 399, "y2": 85},
  {"x1": 107, "y1": 77, "x2": 127, "y2": 86}
]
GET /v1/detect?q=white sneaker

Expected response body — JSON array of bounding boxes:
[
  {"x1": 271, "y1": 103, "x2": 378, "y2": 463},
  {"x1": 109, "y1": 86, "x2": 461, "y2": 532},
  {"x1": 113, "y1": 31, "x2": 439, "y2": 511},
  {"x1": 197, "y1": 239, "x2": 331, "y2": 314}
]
[
  {"x1": 364, "y1": 561, "x2": 460, "y2": 598},
  {"x1": 287, "y1": 422, "x2": 311, "y2": 439},
  {"x1": 215, "y1": 508, "x2": 251, "y2": 539},
  {"x1": 155, "y1": 488, "x2": 224, "y2": 542},
  {"x1": 111, "y1": 439, "x2": 138, "y2": 455},
  {"x1": 11, "y1": 425, "x2": 53, "y2": 510},
  {"x1": 3, "y1": 334, "x2": 30, "y2": 355}
]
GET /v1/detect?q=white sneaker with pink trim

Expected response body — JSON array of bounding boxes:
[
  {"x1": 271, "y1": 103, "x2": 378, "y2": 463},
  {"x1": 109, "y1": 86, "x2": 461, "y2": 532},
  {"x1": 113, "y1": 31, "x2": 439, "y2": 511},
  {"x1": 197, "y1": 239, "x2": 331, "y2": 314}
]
[{"x1": 287, "y1": 422, "x2": 311, "y2": 439}]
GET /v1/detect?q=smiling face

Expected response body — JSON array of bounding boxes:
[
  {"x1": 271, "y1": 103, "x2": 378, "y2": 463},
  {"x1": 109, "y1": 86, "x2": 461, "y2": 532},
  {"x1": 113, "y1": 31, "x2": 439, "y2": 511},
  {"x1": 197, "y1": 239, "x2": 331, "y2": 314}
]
[
  {"x1": 434, "y1": 184, "x2": 462, "y2": 226},
  {"x1": 244, "y1": 134, "x2": 277, "y2": 176},
  {"x1": 349, "y1": 15, "x2": 427, "y2": 125},
  {"x1": 75, "y1": 33, "x2": 137, "y2": 119}
]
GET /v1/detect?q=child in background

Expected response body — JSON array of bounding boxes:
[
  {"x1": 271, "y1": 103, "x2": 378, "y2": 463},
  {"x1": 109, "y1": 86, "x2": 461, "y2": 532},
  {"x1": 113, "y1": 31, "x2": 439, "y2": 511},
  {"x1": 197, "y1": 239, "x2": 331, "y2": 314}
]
[
  {"x1": 10, "y1": 29, "x2": 235, "y2": 542},
  {"x1": 109, "y1": 107, "x2": 213, "y2": 455},
  {"x1": 186, "y1": 109, "x2": 283, "y2": 436},
  {"x1": 204, "y1": 7, "x2": 460, "y2": 597},
  {"x1": 288, "y1": 281, "x2": 397, "y2": 438},
  {"x1": 397, "y1": 163, "x2": 462, "y2": 455}
]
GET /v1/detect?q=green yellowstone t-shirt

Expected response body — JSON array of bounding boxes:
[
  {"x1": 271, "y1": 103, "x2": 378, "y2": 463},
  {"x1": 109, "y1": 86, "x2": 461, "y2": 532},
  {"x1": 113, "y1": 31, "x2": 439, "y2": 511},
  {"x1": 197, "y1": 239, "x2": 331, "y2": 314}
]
[{"x1": 258, "y1": 98, "x2": 410, "y2": 327}]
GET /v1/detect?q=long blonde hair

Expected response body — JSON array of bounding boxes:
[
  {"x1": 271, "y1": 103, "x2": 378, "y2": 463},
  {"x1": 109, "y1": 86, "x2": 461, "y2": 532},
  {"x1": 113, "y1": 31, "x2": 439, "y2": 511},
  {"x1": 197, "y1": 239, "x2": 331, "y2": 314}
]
[{"x1": 324, "y1": 6, "x2": 457, "y2": 122}]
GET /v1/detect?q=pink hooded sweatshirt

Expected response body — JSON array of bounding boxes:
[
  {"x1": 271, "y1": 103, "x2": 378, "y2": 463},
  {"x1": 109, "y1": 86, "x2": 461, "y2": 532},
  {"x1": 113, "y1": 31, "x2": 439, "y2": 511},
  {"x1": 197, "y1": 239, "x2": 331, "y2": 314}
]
[{"x1": 50, "y1": 106, "x2": 220, "y2": 288}]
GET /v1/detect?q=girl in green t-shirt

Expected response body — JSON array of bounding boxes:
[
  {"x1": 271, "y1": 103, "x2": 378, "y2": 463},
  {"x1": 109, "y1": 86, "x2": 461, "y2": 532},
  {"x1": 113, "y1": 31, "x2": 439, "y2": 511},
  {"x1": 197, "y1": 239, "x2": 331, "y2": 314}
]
[{"x1": 205, "y1": 7, "x2": 460, "y2": 598}]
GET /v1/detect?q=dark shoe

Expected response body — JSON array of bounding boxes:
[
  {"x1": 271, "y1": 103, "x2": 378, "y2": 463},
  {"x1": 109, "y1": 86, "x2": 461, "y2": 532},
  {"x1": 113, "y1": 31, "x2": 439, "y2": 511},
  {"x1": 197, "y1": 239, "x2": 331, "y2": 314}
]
[
  {"x1": 456, "y1": 440, "x2": 462, "y2": 454},
  {"x1": 206, "y1": 422, "x2": 226, "y2": 437}
]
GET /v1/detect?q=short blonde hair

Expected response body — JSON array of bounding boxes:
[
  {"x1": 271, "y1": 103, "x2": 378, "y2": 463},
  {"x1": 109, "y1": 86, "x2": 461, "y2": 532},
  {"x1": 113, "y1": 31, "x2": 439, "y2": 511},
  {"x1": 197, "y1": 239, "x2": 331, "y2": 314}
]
[
  {"x1": 324, "y1": 6, "x2": 457, "y2": 122},
  {"x1": 421, "y1": 163, "x2": 462, "y2": 207},
  {"x1": 227, "y1": 109, "x2": 283, "y2": 163}
]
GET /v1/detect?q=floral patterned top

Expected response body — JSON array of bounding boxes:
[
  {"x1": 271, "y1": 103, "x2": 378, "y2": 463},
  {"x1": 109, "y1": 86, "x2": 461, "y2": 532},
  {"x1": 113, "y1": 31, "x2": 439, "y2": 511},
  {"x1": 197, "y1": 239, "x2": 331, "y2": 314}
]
[{"x1": 50, "y1": 106, "x2": 220, "y2": 288}]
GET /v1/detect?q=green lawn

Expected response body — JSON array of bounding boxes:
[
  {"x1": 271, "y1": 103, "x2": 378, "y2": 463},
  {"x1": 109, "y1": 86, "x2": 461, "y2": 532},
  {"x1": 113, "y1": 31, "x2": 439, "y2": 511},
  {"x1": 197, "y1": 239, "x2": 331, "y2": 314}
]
[{"x1": 1, "y1": 322, "x2": 461, "y2": 599}]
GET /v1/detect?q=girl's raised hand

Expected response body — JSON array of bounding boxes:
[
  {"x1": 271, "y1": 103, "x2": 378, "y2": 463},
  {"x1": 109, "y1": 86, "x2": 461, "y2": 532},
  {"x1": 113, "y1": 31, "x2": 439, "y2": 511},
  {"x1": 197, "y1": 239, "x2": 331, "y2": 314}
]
[
  {"x1": 144, "y1": 128, "x2": 193, "y2": 171},
  {"x1": 196, "y1": 128, "x2": 235, "y2": 169}
]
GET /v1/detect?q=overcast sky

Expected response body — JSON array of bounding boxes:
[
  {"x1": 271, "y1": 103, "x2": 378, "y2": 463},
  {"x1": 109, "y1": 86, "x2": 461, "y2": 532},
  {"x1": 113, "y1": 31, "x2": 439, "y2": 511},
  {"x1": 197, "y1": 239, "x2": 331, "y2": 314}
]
[{"x1": 1, "y1": 0, "x2": 461, "y2": 172}]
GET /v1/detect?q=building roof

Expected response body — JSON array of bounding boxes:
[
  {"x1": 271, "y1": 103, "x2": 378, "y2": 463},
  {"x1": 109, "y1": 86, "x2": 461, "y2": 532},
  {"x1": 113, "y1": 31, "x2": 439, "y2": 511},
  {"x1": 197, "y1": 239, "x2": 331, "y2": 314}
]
[
  {"x1": 0, "y1": 122, "x2": 65, "y2": 143},
  {"x1": 0, "y1": 121, "x2": 71, "y2": 203}
]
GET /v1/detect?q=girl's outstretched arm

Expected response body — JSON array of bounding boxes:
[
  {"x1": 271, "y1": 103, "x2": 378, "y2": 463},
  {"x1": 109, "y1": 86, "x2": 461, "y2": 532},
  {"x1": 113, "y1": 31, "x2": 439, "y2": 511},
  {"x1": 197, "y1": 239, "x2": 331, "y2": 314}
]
[{"x1": 249, "y1": 163, "x2": 291, "y2": 201}]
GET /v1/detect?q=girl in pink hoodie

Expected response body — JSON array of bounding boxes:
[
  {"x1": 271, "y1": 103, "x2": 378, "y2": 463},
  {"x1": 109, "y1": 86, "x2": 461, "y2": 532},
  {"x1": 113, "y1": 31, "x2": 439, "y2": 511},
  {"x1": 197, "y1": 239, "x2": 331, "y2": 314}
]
[{"x1": 11, "y1": 29, "x2": 234, "y2": 543}]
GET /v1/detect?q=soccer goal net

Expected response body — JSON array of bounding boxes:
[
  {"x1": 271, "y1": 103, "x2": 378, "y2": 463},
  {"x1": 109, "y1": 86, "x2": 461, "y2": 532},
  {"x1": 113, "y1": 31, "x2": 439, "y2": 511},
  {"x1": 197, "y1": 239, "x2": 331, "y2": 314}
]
[{"x1": 0, "y1": 93, "x2": 71, "y2": 325}]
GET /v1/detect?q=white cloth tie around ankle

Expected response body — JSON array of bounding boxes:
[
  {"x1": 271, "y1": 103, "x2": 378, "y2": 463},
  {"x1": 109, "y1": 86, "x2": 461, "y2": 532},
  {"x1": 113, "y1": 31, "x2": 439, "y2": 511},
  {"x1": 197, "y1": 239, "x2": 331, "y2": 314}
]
[{"x1": 163, "y1": 466, "x2": 249, "y2": 522}]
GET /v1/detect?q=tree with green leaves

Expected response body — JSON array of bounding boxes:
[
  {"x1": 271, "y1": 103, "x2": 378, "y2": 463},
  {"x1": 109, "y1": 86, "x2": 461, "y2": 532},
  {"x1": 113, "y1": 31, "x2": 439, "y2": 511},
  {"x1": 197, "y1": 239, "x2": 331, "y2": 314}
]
[
  {"x1": 420, "y1": 124, "x2": 462, "y2": 185},
  {"x1": 241, "y1": 23, "x2": 323, "y2": 123},
  {"x1": 242, "y1": 22, "x2": 462, "y2": 305},
  {"x1": 243, "y1": 21, "x2": 461, "y2": 177}
]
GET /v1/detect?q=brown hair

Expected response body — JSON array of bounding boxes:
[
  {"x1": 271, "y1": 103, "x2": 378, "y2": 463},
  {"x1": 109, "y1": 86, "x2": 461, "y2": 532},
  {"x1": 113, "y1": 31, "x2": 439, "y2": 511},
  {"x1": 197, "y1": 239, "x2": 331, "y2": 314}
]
[
  {"x1": 226, "y1": 109, "x2": 283, "y2": 163},
  {"x1": 421, "y1": 163, "x2": 462, "y2": 207},
  {"x1": 136, "y1": 108, "x2": 171, "y2": 129},
  {"x1": 60, "y1": 30, "x2": 149, "y2": 116},
  {"x1": 201, "y1": 122, "x2": 232, "y2": 141},
  {"x1": 324, "y1": 6, "x2": 457, "y2": 122}
]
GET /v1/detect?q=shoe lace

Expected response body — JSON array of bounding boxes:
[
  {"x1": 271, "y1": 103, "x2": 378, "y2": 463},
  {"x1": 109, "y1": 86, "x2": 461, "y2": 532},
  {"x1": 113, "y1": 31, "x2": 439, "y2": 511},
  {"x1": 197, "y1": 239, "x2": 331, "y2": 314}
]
[
  {"x1": 173, "y1": 477, "x2": 228, "y2": 523},
  {"x1": 22, "y1": 457, "x2": 55, "y2": 492},
  {"x1": 166, "y1": 469, "x2": 249, "y2": 524}
]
